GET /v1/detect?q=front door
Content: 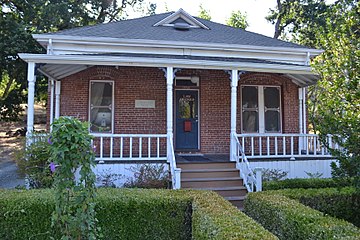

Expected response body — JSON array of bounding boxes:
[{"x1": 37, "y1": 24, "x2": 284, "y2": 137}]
[{"x1": 175, "y1": 90, "x2": 199, "y2": 150}]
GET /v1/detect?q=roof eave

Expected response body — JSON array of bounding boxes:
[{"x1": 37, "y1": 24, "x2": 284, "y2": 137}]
[{"x1": 32, "y1": 34, "x2": 324, "y2": 57}]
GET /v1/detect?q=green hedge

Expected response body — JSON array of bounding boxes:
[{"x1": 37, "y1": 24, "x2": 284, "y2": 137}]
[
  {"x1": 263, "y1": 177, "x2": 353, "y2": 191},
  {"x1": 0, "y1": 188, "x2": 276, "y2": 240},
  {"x1": 188, "y1": 191, "x2": 277, "y2": 240},
  {"x1": 278, "y1": 187, "x2": 360, "y2": 227},
  {"x1": 244, "y1": 190, "x2": 360, "y2": 240}
]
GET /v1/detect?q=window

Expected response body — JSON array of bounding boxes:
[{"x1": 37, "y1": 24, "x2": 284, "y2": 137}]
[
  {"x1": 241, "y1": 86, "x2": 281, "y2": 133},
  {"x1": 89, "y1": 81, "x2": 114, "y2": 133}
]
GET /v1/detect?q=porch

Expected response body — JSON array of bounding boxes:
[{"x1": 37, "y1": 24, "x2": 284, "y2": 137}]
[{"x1": 21, "y1": 52, "x2": 325, "y2": 195}]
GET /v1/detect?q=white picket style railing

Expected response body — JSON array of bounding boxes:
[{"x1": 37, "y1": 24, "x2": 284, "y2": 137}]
[
  {"x1": 233, "y1": 133, "x2": 262, "y2": 192},
  {"x1": 237, "y1": 133, "x2": 338, "y2": 159},
  {"x1": 91, "y1": 133, "x2": 167, "y2": 161}
]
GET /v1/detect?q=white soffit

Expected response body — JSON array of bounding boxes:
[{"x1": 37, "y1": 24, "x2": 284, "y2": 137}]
[
  {"x1": 153, "y1": 8, "x2": 209, "y2": 30},
  {"x1": 286, "y1": 74, "x2": 319, "y2": 87},
  {"x1": 39, "y1": 64, "x2": 90, "y2": 80}
]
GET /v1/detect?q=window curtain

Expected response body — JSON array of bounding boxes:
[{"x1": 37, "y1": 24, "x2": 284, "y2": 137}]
[{"x1": 90, "y1": 82, "x2": 106, "y2": 124}]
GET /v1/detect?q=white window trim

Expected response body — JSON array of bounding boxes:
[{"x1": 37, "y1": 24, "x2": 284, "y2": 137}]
[
  {"x1": 89, "y1": 80, "x2": 115, "y2": 134},
  {"x1": 241, "y1": 85, "x2": 282, "y2": 133}
]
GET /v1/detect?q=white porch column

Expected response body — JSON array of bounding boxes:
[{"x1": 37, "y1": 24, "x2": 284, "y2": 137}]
[
  {"x1": 49, "y1": 78, "x2": 55, "y2": 131},
  {"x1": 55, "y1": 80, "x2": 61, "y2": 118},
  {"x1": 166, "y1": 67, "x2": 174, "y2": 160},
  {"x1": 298, "y1": 88, "x2": 304, "y2": 150},
  {"x1": 302, "y1": 87, "x2": 307, "y2": 134},
  {"x1": 26, "y1": 62, "x2": 36, "y2": 145},
  {"x1": 230, "y1": 69, "x2": 239, "y2": 161}
]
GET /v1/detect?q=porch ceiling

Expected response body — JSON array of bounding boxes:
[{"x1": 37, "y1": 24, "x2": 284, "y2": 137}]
[
  {"x1": 38, "y1": 64, "x2": 91, "y2": 80},
  {"x1": 22, "y1": 53, "x2": 319, "y2": 86}
]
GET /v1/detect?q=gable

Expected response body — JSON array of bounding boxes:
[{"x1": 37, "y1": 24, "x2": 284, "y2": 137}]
[{"x1": 153, "y1": 8, "x2": 209, "y2": 30}]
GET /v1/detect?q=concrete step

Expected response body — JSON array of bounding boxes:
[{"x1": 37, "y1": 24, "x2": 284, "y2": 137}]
[
  {"x1": 178, "y1": 162, "x2": 236, "y2": 170},
  {"x1": 181, "y1": 177, "x2": 243, "y2": 188},
  {"x1": 181, "y1": 168, "x2": 239, "y2": 178}
]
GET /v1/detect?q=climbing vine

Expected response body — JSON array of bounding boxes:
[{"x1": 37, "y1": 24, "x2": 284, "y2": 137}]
[{"x1": 49, "y1": 117, "x2": 98, "y2": 239}]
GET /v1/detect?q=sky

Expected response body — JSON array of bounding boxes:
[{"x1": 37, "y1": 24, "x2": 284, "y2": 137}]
[{"x1": 129, "y1": 0, "x2": 279, "y2": 37}]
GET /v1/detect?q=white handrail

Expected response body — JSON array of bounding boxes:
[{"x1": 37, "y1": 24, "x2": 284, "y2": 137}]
[
  {"x1": 168, "y1": 137, "x2": 181, "y2": 189},
  {"x1": 237, "y1": 133, "x2": 338, "y2": 159},
  {"x1": 233, "y1": 133, "x2": 262, "y2": 192}
]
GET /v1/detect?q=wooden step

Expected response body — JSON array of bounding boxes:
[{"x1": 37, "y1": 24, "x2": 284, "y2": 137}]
[
  {"x1": 181, "y1": 168, "x2": 239, "y2": 178},
  {"x1": 177, "y1": 162, "x2": 236, "y2": 170},
  {"x1": 196, "y1": 186, "x2": 247, "y2": 197},
  {"x1": 181, "y1": 177, "x2": 243, "y2": 188},
  {"x1": 225, "y1": 196, "x2": 246, "y2": 209}
]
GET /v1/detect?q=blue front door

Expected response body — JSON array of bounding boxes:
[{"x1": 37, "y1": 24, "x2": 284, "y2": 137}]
[{"x1": 175, "y1": 90, "x2": 199, "y2": 150}]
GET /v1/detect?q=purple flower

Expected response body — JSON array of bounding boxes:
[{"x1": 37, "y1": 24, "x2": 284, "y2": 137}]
[
  {"x1": 49, "y1": 162, "x2": 56, "y2": 173},
  {"x1": 48, "y1": 136, "x2": 52, "y2": 145}
]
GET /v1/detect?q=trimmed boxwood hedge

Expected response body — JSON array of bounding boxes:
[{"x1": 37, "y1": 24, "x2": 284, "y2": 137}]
[
  {"x1": 263, "y1": 177, "x2": 353, "y2": 191},
  {"x1": 244, "y1": 189, "x2": 360, "y2": 240},
  {"x1": 278, "y1": 187, "x2": 360, "y2": 227},
  {"x1": 0, "y1": 188, "x2": 276, "y2": 240}
]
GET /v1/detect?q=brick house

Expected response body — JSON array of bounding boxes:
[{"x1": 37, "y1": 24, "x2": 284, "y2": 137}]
[{"x1": 20, "y1": 9, "x2": 336, "y2": 206}]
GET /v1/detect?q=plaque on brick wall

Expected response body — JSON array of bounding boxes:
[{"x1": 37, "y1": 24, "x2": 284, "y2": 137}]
[{"x1": 135, "y1": 100, "x2": 155, "y2": 108}]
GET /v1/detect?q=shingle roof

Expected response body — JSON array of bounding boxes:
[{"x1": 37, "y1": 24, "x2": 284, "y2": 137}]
[{"x1": 47, "y1": 12, "x2": 308, "y2": 49}]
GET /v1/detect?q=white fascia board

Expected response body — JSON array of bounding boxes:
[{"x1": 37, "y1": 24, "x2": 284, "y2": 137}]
[
  {"x1": 19, "y1": 53, "x2": 316, "y2": 75},
  {"x1": 32, "y1": 34, "x2": 323, "y2": 57}
]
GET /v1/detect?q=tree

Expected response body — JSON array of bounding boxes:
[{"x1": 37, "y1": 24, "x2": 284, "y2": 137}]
[
  {"x1": 311, "y1": 1, "x2": 359, "y2": 188},
  {"x1": 266, "y1": 0, "x2": 329, "y2": 46},
  {"x1": 0, "y1": 0, "x2": 145, "y2": 121},
  {"x1": 198, "y1": 4, "x2": 211, "y2": 20},
  {"x1": 226, "y1": 10, "x2": 249, "y2": 29}
]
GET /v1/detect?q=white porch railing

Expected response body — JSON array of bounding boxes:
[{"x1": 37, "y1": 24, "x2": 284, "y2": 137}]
[
  {"x1": 91, "y1": 133, "x2": 167, "y2": 161},
  {"x1": 233, "y1": 133, "x2": 262, "y2": 192},
  {"x1": 237, "y1": 133, "x2": 338, "y2": 159},
  {"x1": 168, "y1": 137, "x2": 181, "y2": 189}
]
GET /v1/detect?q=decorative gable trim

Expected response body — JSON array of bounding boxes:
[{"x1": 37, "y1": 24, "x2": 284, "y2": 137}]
[{"x1": 153, "y1": 8, "x2": 209, "y2": 30}]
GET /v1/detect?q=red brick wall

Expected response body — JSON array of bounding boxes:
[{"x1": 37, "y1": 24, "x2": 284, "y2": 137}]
[
  {"x1": 54, "y1": 67, "x2": 300, "y2": 155},
  {"x1": 238, "y1": 72, "x2": 299, "y2": 133}
]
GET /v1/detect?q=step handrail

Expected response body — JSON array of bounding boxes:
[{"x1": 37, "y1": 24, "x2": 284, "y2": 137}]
[
  {"x1": 168, "y1": 137, "x2": 181, "y2": 189},
  {"x1": 233, "y1": 133, "x2": 262, "y2": 192}
]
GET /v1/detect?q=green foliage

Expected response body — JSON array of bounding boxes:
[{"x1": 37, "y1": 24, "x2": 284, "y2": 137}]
[
  {"x1": 262, "y1": 168, "x2": 288, "y2": 182},
  {"x1": 311, "y1": 1, "x2": 359, "y2": 189},
  {"x1": 123, "y1": 163, "x2": 170, "y2": 189},
  {"x1": 0, "y1": 0, "x2": 146, "y2": 120},
  {"x1": 49, "y1": 117, "x2": 98, "y2": 240},
  {"x1": 244, "y1": 189, "x2": 360, "y2": 240},
  {"x1": 263, "y1": 177, "x2": 354, "y2": 191},
  {"x1": 226, "y1": 10, "x2": 249, "y2": 29},
  {"x1": 189, "y1": 191, "x2": 277, "y2": 240},
  {"x1": 278, "y1": 187, "x2": 360, "y2": 227},
  {"x1": 15, "y1": 133, "x2": 53, "y2": 188},
  {"x1": 198, "y1": 4, "x2": 211, "y2": 20},
  {"x1": 266, "y1": 0, "x2": 330, "y2": 43},
  {"x1": 0, "y1": 188, "x2": 277, "y2": 240}
]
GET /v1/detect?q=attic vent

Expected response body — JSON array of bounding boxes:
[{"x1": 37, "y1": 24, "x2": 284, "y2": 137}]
[{"x1": 173, "y1": 22, "x2": 190, "y2": 30}]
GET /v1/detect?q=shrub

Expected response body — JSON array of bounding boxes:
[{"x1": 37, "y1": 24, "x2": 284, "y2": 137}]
[
  {"x1": 263, "y1": 177, "x2": 354, "y2": 191},
  {"x1": 262, "y1": 168, "x2": 288, "y2": 182},
  {"x1": 278, "y1": 187, "x2": 360, "y2": 227},
  {"x1": 49, "y1": 116, "x2": 97, "y2": 239},
  {"x1": 0, "y1": 188, "x2": 277, "y2": 240},
  {"x1": 15, "y1": 133, "x2": 53, "y2": 188},
  {"x1": 189, "y1": 191, "x2": 277, "y2": 240},
  {"x1": 244, "y1": 190, "x2": 360, "y2": 240},
  {"x1": 123, "y1": 163, "x2": 170, "y2": 189}
]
